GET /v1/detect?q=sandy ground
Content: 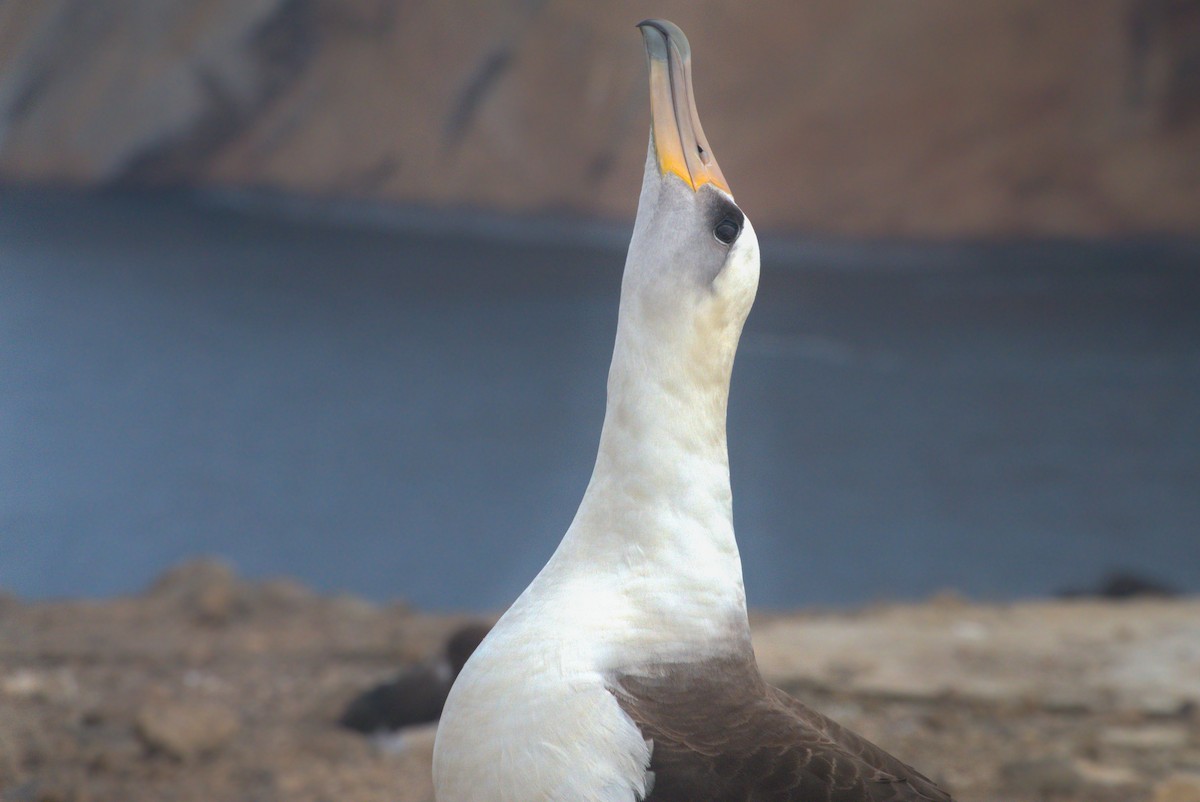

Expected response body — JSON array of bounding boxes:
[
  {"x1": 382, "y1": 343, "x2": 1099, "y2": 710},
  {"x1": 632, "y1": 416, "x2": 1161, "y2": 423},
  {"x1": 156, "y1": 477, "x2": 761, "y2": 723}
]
[{"x1": 2, "y1": 561, "x2": 1199, "y2": 802}]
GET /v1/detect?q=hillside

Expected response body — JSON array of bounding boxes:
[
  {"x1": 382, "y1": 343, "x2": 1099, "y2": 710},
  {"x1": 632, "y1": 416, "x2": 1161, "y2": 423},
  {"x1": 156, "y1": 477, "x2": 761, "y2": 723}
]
[{"x1": 2, "y1": 0, "x2": 1198, "y2": 237}]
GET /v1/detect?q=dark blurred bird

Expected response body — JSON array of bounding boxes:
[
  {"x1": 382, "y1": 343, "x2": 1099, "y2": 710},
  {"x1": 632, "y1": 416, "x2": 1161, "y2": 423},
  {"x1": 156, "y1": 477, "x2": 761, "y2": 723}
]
[
  {"x1": 339, "y1": 623, "x2": 490, "y2": 733},
  {"x1": 433, "y1": 19, "x2": 954, "y2": 802},
  {"x1": 1057, "y1": 570, "x2": 1178, "y2": 600}
]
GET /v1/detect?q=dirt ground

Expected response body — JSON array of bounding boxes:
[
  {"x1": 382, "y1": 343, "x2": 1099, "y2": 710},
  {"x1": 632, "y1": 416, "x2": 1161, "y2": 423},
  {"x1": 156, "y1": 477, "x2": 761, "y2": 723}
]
[{"x1": 2, "y1": 560, "x2": 1198, "y2": 802}]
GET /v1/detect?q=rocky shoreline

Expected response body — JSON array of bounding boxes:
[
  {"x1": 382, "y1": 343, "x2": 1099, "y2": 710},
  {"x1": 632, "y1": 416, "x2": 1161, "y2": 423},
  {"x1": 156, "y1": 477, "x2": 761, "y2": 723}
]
[{"x1": 2, "y1": 560, "x2": 1198, "y2": 802}]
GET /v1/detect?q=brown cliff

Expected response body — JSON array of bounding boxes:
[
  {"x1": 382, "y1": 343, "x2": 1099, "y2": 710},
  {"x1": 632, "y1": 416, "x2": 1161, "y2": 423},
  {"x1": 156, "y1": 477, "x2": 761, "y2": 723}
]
[{"x1": 1, "y1": 0, "x2": 1198, "y2": 237}]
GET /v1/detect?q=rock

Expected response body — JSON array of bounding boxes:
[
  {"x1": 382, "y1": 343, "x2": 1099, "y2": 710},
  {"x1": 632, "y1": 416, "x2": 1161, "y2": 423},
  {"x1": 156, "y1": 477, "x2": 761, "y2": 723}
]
[
  {"x1": 144, "y1": 558, "x2": 243, "y2": 625},
  {"x1": 1155, "y1": 774, "x2": 1200, "y2": 802},
  {"x1": 134, "y1": 700, "x2": 240, "y2": 760},
  {"x1": 145, "y1": 558, "x2": 229, "y2": 592},
  {"x1": 193, "y1": 582, "x2": 238, "y2": 624},
  {"x1": 2, "y1": 669, "x2": 51, "y2": 699},
  {"x1": 1072, "y1": 759, "x2": 1140, "y2": 788},
  {"x1": 1100, "y1": 724, "x2": 1190, "y2": 751},
  {"x1": 1, "y1": 669, "x2": 78, "y2": 702}
]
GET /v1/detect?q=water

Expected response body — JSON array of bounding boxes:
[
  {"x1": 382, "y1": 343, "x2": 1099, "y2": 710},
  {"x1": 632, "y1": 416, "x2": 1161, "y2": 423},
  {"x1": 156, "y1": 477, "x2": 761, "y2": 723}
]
[{"x1": 2, "y1": 189, "x2": 1198, "y2": 610}]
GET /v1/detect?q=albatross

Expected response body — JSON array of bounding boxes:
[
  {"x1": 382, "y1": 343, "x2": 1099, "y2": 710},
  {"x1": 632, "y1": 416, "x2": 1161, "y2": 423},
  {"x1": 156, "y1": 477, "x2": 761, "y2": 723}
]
[{"x1": 433, "y1": 19, "x2": 955, "y2": 802}]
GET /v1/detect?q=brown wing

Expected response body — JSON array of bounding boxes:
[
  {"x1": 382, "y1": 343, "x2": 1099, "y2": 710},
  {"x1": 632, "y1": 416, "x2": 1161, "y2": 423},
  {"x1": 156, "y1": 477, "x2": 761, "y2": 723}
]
[{"x1": 610, "y1": 656, "x2": 954, "y2": 802}]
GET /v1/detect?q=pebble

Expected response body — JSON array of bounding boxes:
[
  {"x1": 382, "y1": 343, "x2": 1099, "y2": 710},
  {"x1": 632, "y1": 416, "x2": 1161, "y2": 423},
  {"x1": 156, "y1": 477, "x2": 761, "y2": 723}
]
[
  {"x1": 134, "y1": 700, "x2": 240, "y2": 760},
  {"x1": 2, "y1": 670, "x2": 49, "y2": 699},
  {"x1": 1154, "y1": 774, "x2": 1200, "y2": 802},
  {"x1": 1, "y1": 669, "x2": 78, "y2": 702}
]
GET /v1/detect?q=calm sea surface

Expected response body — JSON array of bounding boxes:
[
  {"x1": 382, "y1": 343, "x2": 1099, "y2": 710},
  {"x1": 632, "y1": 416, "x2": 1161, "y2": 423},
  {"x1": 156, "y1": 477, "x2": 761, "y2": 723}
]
[{"x1": 2, "y1": 190, "x2": 1198, "y2": 609}]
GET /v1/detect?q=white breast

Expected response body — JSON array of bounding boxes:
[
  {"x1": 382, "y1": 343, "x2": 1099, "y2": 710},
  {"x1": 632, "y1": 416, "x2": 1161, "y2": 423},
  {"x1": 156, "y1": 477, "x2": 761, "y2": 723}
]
[{"x1": 433, "y1": 575, "x2": 653, "y2": 802}]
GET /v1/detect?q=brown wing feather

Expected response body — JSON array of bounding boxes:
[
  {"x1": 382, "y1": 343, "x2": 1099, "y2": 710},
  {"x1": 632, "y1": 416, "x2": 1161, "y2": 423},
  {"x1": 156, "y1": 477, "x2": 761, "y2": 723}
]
[{"x1": 610, "y1": 657, "x2": 954, "y2": 802}]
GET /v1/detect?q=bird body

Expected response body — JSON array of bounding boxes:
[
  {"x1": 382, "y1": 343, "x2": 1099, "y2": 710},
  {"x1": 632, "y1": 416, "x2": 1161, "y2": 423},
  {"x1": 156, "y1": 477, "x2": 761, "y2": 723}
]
[
  {"x1": 433, "y1": 137, "x2": 756, "y2": 801},
  {"x1": 433, "y1": 19, "x2": 954, "y2": 802}
]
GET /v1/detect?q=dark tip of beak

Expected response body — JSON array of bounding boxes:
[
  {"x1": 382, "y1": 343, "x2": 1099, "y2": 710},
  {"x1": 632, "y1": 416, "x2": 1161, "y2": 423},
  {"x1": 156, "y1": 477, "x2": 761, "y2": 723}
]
[
  {"x1": 635, "y1": 19, "x2": 668, "y2": 35},
  {"x1": 636, "y1": 19, "x2": 692, "y2": 61}
]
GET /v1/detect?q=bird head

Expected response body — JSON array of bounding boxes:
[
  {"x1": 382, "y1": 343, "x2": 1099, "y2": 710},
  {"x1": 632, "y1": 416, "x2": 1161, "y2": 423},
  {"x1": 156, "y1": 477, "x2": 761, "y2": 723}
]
[{"x1": 619, "y1": 20, "x2": 759, "y2": 385}]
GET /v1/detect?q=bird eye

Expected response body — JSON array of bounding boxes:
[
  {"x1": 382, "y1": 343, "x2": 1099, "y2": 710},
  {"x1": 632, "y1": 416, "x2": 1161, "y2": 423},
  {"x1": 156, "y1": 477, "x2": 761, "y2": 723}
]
[{"x1": 713, "y1": 218, "x2": 741, "y2": 245}]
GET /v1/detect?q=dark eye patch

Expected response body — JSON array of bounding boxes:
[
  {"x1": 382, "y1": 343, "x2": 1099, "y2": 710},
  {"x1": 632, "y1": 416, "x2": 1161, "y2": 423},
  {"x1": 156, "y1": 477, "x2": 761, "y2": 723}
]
[{"x1": 708, "y1": 198, "x2": 744, "y2": 246}]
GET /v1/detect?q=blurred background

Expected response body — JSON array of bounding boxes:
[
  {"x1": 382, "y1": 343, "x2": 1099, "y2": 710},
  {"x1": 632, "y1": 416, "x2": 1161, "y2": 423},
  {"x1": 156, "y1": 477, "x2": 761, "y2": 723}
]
[{"x1": 1, "y1": 0, "x2": 1198, "y2": 610}]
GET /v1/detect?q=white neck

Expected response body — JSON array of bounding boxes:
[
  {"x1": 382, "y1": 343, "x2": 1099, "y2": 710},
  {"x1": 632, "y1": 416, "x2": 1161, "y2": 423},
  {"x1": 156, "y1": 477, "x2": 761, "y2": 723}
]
[{"x1": 531, "y1": 262, "x2": 751, "y2": 662}]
